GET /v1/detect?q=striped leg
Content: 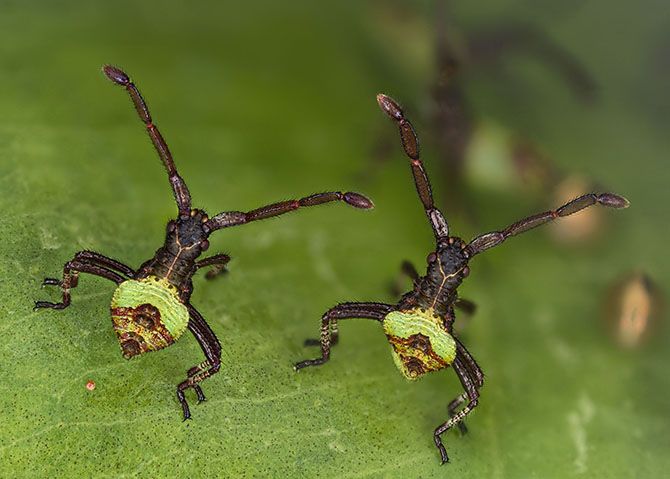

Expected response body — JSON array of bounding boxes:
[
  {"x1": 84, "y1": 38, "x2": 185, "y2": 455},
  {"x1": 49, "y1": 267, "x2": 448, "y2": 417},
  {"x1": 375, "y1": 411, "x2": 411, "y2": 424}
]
[
  {"x1": 35, "y1": 252, "x2": 131, "y2": 310},
  {"x1": 294, "y1": 302, "x2": 394, "y2": 370},
  {"x1": 178, "y1": 305, "x2": 222, "y2": 420},
  {"x1": 434, "y1": 344, "x2": 483, "y2": 464}
]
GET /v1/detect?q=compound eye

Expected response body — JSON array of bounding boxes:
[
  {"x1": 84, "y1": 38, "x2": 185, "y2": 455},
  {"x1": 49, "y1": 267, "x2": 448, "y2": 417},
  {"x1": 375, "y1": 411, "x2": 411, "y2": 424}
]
[
  {"x1": 201, "y1": 239, "x2": 210, "y2": 252},
  {"x1": 462, "y1": 266, "x2": 470, "y2": 278},
  {"x1": 426, "y1": 252, "x2": 437, "y2": 264},
  {"x1": 166, "y1": 220, "x2": 177, "y2": 233}
]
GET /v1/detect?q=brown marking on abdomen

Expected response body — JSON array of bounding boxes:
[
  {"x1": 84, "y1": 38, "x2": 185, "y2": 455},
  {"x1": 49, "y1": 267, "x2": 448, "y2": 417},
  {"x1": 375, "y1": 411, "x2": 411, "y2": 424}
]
[{"x1": 111, "y1": 303, "x2": 175, "y2": 358}]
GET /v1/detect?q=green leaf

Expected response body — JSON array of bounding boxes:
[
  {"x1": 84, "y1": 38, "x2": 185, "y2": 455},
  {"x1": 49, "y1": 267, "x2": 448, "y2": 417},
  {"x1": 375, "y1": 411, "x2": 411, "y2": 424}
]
[{"x1": 1, "y1": 1, "x2": 669, "y2": 478}]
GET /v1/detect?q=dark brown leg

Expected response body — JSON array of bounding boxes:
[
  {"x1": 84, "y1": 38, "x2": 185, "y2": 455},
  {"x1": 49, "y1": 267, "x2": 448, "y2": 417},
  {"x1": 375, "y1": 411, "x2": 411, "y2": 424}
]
[
  {"x1": 205, "y1": 192, "x2": 373, "y2": 232},
  {"x1": 185, "y1": 360, "x2": 210, "y2": 403},
  {"x1": 177, "y1": 254, "x2": 232, "y2": 305},
  {"x1": 465, "y1": 193, "x2": 629, "y2": 257},
  {"x1": 196, "y1": 254, "x2": 231, "y2": 280},
  {"x1": 35, "y1": 254, "x2": 128, "y2": 310},
  {"x1": 302, "y1": 302, "x2": 395, "y2": 347},
  {"x1": 455, "y1": 338, "x2": 484, "y2": 389},
  {"x1": 454, "y1": 298, "x2": 476, "y2": 316},
  {"x1": 177, "y1": 305, "x2": 222, "y2": 420},
  {"x1": 434, "y1": 347, "x2": 483, "y2": 464},
  {"x1": 65, "y1": 250, "x2": 136, "y2": 277},
  {"x1": 102, "y1": 66, "x2": 192, "y2": 216},
  {"x1": 400, "y1": 260, "x2": 420, "y2": 281},
  {"x1": 41, "y1": 251, "x2": 134, "y2": 287},
  {"x1": 294, "y1": 302, "x2": 395, "y2": 370},
  {"x1": 448, "y1": 338, "x2": 484, "y2": 437},
  {"x1": 447, "y1": 393, "x2": 468, "y2": 435}
]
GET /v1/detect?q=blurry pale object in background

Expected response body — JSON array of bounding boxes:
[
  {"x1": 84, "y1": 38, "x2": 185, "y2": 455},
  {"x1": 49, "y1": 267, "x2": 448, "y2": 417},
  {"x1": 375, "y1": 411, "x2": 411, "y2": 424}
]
[
  {"x1": 604, "y1": 273, "x2": 664, "y2": 349},
  {"x1": 466, "y1": 128, "x2": 611, "y2": 244}
]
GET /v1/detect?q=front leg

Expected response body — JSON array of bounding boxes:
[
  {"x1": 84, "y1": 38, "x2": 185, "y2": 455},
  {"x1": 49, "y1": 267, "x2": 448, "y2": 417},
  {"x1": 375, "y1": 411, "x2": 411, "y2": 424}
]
[
  {"x1": 35, "y1": 252, "x2": 132, "y2": 310},
  {"x1": 177, "y1": 305, "x2": 222, "y2": 420},
  {"x1": 294, "y1": 302, "x2": 394, "y2": 370},
  {"x1": 196, "y1": 254, "x2": 231, "y2": 280}
]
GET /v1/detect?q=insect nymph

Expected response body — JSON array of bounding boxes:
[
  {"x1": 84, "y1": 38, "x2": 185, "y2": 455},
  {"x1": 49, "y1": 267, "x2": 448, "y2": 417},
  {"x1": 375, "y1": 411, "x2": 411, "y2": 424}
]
[
  {"x1": 35, "y1": 66, "x2": 373, "y2": 419},
  {"x1": 295, "y1": 94, "x2": 629, "y2": 463}
]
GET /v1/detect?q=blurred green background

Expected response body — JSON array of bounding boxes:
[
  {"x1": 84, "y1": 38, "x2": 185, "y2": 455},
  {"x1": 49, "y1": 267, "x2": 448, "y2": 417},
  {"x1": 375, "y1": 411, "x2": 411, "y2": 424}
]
[{"x1": 0, "y1": 0, "x2": 668, "y2": 477}]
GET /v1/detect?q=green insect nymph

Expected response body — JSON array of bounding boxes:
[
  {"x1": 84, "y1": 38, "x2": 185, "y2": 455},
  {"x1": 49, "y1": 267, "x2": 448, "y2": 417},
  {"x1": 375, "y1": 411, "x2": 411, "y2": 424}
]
[
  {"x1": 35, "y1": 65, "x2": 374, "y2": 420},
  {"x1": 295, "y1": 93, "x2": 629, "y2": 464}
]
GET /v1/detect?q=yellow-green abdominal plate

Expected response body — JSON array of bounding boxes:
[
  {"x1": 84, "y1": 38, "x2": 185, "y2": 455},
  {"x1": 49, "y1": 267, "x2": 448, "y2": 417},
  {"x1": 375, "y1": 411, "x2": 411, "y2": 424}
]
[
  {"x1": 111, "y1": 276, "x2": 189, "y2": 357},
  {"x1": 383, "y1": 308, "x2": 456, "y2": 379}
]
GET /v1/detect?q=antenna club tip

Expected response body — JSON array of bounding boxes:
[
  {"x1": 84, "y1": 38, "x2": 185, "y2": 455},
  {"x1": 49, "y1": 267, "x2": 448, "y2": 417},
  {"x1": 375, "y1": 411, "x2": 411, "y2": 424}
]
[
  {"x1": 598, "y1": 193, "x2": 630, "y2": 209},
  {"x1": 376, "y1": 93, "x2": 403, "y2": 120},
  {"x1": 344, "y1": 192, "x2": 374, "y2": 210},
  {"x1": 102, "y1": 65, "x2": 130, "y2": 86}
]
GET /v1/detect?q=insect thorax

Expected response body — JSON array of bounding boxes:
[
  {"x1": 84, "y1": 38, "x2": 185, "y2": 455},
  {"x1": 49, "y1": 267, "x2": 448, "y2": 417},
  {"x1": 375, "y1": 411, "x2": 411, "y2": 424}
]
[
  {"x1": 383, "y1": 307, "x2": 456, "y2": 380},
  {"x1": 110, "y1": 275, "x2": 189, "y2": 359}
]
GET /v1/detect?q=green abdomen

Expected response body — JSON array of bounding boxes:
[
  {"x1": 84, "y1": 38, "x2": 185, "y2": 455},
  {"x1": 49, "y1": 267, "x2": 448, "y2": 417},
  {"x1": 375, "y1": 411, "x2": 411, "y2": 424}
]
[
  {"x1": 383, "y1": 307, "x2": 456, "y2": 379},
  {"x1": 110, "y1": 275, "x2": 189, "y2": 359}
]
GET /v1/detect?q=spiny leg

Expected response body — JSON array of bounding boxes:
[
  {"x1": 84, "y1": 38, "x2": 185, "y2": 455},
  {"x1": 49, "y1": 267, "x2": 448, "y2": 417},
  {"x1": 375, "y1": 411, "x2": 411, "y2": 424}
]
[
  {"x1": 204, "y1": 192, "x2": 374, "y2": 232},
  {"x1": 196, "y1": 254, "x2": 231, "y2": 280},
  {"x1": 448, "y1": 339, "x2": 484, "y2": 436},
  {"x1": 455, "y1": 338, "x2": 484, "y2": 389},
  {"x1": 35, "y1": 256, "x2": 126, "y2": 310},
  {"x1": 434, "y1": 352, "x2": 481, "y2": 464},
  {"x1": 102, "y1": 65, "x2": 192, "y2": 216},
  {"x1": 303, "y1": 302, "x2": 394, "y2": 347},
  {"x1": 448, "y1": 393, "x2": 469, "y2": 435},
  {"x1": 178, "y1": 255, "x2": 233, "y2": 304},
  {"x1": 178, "y1": 305, "x2": 222, "y2": 420},
  {"x1": 295, "y1": 302, "x2": 394, "y2": 370},
  {"x1": 186, "y1": 360, "x2": 211, "y2": 403},
  {"x1": 41, "y1": 250, "x2": 134, "y2": 287},
  {"x1": 465, "y1": 193, "x2": 629, "y2": 258},
  {"x1": 178, "y1": 255, "x2": 232, "y2": 302},
  {"x1": 69, "y1": 251, "x2": 135, "y2": 277},
  {"x1": 303, "y1": 313, "x2": 341, "y2": 347},
  {"x1": 377, "y1": 94, "x2": 450, "y2": 243}
]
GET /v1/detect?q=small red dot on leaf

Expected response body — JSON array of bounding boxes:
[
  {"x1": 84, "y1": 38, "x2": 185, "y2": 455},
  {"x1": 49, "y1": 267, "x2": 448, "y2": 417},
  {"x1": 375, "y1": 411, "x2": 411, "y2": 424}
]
[{"x1": 86, "y1": 381, "x2": 95, "y2": 391}]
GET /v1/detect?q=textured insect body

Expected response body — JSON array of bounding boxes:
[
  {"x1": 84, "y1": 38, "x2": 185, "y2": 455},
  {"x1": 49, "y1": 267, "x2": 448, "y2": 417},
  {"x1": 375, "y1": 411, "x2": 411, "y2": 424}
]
[
  {"x1": 295, "y1": 93, "x2": 629, "y2": 464},
  {"x1": 36, "y1": 65, "x2": 373, "y2": 419},
  {"x1": 384, "y1": 238, "x2": 468, "y2": 380},
  {"x1": 111, "y1": 275, "x2": 189, "y2": 359},
  {"x1": 383, "y1": 307, "x2": 456, "y2": 379},
  {"x1": 416, "y1": 239, "x2": 469, "y2": 309}
]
